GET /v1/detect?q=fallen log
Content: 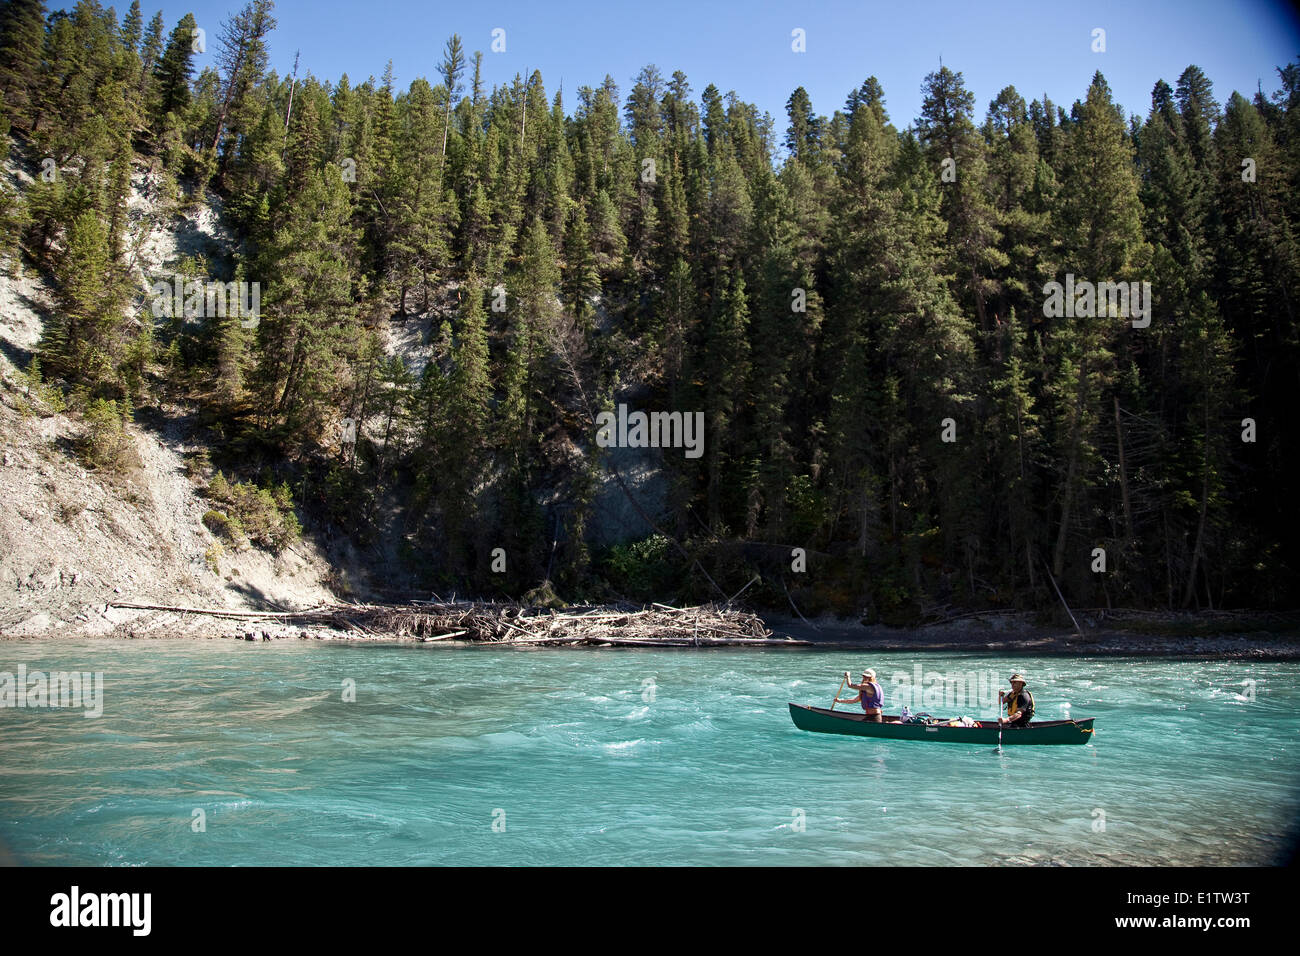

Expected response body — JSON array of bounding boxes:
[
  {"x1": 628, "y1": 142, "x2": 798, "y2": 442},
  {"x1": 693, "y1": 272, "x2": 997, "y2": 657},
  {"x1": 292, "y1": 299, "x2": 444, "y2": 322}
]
[
  {"x1": 108, "y1": 601, "x2": 331, "y2": 619},
  {"x1": 418, "y1": 630, "x2": 467, "y2": 642},
  {"x1": 108, "y1": 598, "x2": 779, "y2": 646}
]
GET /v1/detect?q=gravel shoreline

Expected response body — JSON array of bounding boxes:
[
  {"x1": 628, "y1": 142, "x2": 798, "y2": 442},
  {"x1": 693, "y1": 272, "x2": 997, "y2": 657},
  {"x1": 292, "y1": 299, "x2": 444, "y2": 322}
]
[
  {"x1": 762, "y1": 612, "x2": 1300, "y2": 659},
  {"x1": 3, "y1": 606, "x2": 1299, "y2": 658}
]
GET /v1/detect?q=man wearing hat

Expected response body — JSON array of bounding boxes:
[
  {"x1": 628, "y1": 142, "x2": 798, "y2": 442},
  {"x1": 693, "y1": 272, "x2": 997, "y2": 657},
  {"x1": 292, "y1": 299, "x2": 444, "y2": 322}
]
[
  {"x1": 999, "y1": 674, "x2": 1035, "y2": 728},
  {"x1": 835, "y1": 668, "x2": 885, "y2": 722}
]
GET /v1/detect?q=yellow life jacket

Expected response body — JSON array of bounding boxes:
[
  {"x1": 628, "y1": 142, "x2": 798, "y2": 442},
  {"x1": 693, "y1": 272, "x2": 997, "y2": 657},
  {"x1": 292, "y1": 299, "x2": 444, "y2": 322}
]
[{"x1": 1006, "y1": 689, "x2": 1034, "y2": 716}]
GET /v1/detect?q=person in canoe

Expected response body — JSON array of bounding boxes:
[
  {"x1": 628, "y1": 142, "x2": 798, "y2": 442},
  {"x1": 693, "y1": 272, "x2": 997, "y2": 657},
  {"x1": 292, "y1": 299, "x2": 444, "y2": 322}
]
[
  {"x1": 999, "y1": 674, "x2": 1035, "y2": 728},
  {"x1": 836, "y1": 668, "x2": 885, "y2": 722}
]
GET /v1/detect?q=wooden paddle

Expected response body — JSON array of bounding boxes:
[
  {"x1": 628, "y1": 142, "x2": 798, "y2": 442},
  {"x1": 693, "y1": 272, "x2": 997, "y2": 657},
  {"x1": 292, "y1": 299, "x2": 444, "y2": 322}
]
[{"x1": 830, "y1": 674, "x2": 847, "y2": 712}]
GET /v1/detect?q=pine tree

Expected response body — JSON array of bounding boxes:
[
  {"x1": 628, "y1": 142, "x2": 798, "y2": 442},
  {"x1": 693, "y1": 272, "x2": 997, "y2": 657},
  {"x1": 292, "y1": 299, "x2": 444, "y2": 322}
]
[
  {"x1": 588, "y1": 187, "x2": 625, "y2": 269},
  {"x1": 699, "y1": 271, "x2": 750, "y2": 528},
  {"x1": 1176, "y1": 65, "x2": 1220, "y2": 177},
  {"x1": 154, "y1": 13, "x2": 198, "y2": 131},
  {"x1": 919, "y1": 65, "x2": 1005, "y2": 330},
  {"x1": 562, "y1": 202, "x2": 600, "y2": 324},
  {"x1": 209, "y1": 0, "x2": 277, "y2": 184},
  {"x1": 987, "y1": 308, "x2": 1044, "y2": 590},
  {"x1": 437, "y1": 33, "x2": 465, "y2": 177},
  {"x1": 42, "y1": 209, "x2": 120, "y2": 388},
  {"x1": 1212, "y1": 90, "x2": 1300, "y2": 596},
  {"x1": 451, "y1": 275, "x2": 491, "y2": 442},
  {"x1": 984, "y1": 85, "x2": 1052, "y2": 321},
  {"x1": 625, "y1": 64, "x2": 664, "y2": 154},
  {"x1": 254, "y1": 161, "x2": 360, "y2": 439},
  {"x1": 389, "y1": 78, "x2": 453, "y2": 313},
  {"x1": 1048, "y1": 72, "x2": 1148, "y2": 584},
  {"x1": 138, "y1": 10, "x2": 164, "y2": 112},
  {"x1": 784, "y1": 86, "x2": 820, "y2": 163},
  {"x1": 120, "y1": 1, "x2": 143, "y2": 50},
  {"x1": 0, "y1": 0, "x2": 46, "y2": 130}
]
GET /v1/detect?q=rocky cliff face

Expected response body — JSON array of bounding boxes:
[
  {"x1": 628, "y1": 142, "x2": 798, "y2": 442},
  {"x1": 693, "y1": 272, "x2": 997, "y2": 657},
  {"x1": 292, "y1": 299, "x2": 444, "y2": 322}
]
[
  {"x1": 0, "y1": 155, "x2": 338, "y2": 638},
  {"x1": 0, "y1": 143, "x2": 670, "y2": 638}
]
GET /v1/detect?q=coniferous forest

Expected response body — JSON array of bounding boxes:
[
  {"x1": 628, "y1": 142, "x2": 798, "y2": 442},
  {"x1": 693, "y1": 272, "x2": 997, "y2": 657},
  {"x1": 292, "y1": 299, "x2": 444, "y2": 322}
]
[{"x1": 2, "y1": 0, "x2": 1299, "y2": 620}]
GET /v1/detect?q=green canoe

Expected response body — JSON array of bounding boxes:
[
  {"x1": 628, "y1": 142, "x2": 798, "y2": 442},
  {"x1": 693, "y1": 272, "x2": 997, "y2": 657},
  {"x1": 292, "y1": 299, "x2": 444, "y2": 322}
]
[{"x1": 788, "y1": 704, "x2": 1095, "y2": 745}]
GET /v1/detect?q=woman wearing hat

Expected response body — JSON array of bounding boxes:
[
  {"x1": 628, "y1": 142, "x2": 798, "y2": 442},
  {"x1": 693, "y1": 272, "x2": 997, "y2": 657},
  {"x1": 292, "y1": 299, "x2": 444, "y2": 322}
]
[
  {"x1": 999, "y1": 674, "x2": 1035, "y2": 728},
  {"x1": 835, "y1": 668, "x2": 884, "y2": 722}
]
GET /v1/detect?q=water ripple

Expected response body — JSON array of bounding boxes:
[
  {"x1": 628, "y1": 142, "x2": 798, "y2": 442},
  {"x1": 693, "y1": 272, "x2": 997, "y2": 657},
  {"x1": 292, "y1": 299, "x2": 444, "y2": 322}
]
[{"x1": 0, "y1": 642, "x2": 1296, "y2": 865}]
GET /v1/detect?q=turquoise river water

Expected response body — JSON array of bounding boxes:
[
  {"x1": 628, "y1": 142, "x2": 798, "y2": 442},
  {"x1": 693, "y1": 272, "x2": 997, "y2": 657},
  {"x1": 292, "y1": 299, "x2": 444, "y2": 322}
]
[{"x1": 0, "y1": 640, "x2": 1296, "y2": 865}]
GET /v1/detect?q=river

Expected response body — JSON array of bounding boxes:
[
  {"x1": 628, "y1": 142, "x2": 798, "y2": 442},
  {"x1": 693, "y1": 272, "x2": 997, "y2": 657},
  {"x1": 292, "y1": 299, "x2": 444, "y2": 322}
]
[{"x1": 0, "y1": 640, "x2": 1295, "y2": 865}]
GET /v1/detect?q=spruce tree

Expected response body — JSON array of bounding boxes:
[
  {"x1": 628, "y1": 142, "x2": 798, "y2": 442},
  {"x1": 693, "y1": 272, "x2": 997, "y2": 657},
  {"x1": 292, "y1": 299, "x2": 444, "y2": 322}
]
[
  {"x1": 0, "y1": 0, "x2": 46, "y2": 130},
  {"x1": 154, "y1": 12, "x2": 198, "y2": 132}
]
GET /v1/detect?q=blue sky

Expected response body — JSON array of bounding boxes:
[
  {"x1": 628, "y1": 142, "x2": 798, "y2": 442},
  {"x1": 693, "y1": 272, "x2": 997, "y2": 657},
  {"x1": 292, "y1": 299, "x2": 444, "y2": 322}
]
[{"x1": 153, "y1": 0, "x2": 1299, "y2": 137}]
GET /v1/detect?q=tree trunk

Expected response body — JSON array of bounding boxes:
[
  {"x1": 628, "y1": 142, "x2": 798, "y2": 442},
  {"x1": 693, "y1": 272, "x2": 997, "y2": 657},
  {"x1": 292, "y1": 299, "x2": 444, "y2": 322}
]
[
  {"x1": 1114, "y1": 396, "x2": 1133, "y2": 541},
  {"x1": 1183, "y1": 381, "x2": 1212, "y2": 607},
  {"x1": 857, "y1": 481, "x2": 869, "y2": 557},
  {"x1": 1053, "y1": 359, "x2": 1089, "y2": 580}
]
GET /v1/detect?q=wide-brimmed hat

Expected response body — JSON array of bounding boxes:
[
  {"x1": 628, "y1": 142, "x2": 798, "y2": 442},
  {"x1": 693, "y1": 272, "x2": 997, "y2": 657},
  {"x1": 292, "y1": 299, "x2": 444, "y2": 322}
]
[
  {"x1": 1008, "y1": 673, "x2": 1027, "y2": 684},
  {"x1": 861, "y1": 668, "x2": 877, "y2": 679}
]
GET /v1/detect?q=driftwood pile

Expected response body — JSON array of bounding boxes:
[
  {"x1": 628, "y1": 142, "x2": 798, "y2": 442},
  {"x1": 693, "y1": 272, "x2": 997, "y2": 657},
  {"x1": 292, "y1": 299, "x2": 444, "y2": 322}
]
[
  {"x1": 368, "y1": 601, "x2": 797, "y2": 646},
  {"x1": 108, "y1": 600, "x2": 806, "y2": 647}
]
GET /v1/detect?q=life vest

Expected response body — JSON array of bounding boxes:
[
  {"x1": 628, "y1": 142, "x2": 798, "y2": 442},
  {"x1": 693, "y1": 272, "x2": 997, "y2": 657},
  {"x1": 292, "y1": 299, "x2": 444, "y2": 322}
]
[
  {"x1": 1006, "y1": 689, "x2": 1035, "y2": 717},
  {"x1": 860, "y1": 681, "x2": 883, "y2": 711}
]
